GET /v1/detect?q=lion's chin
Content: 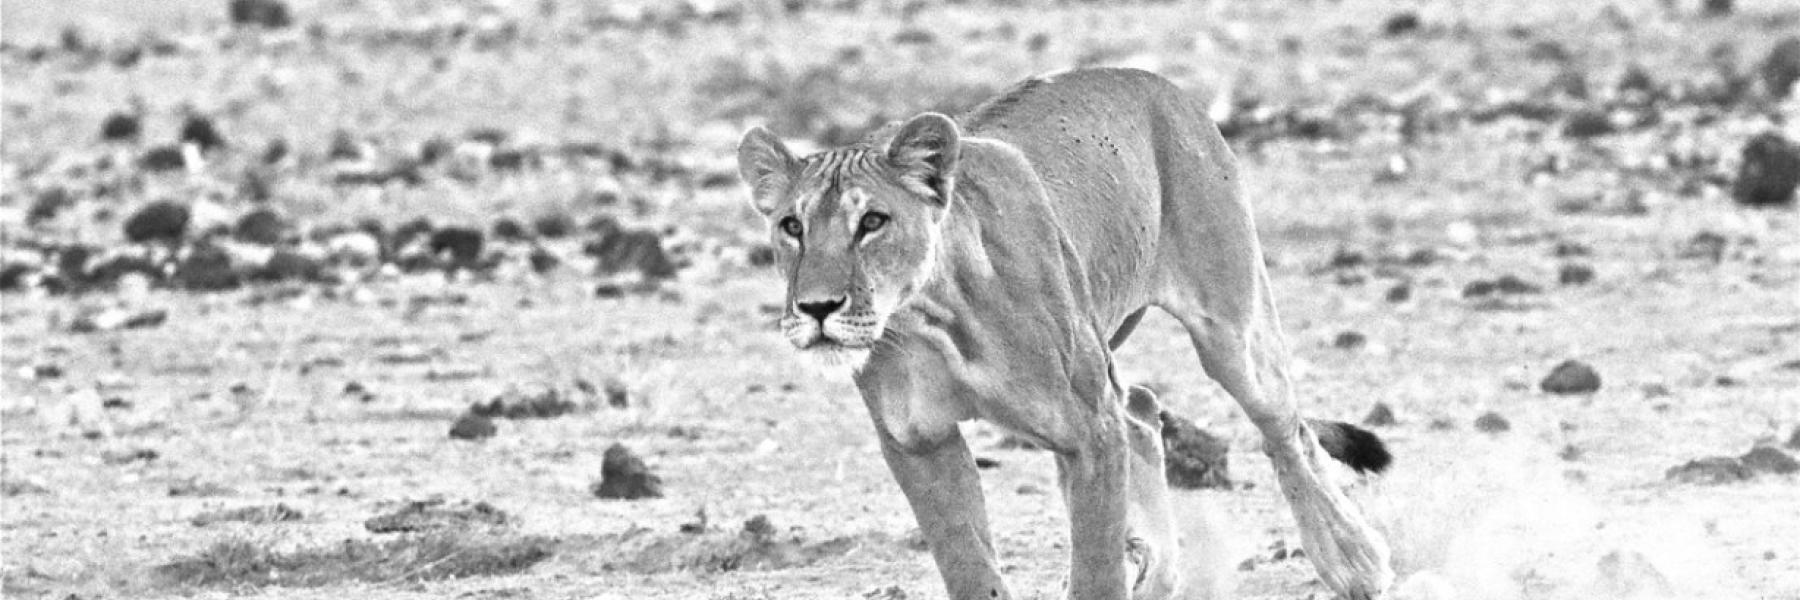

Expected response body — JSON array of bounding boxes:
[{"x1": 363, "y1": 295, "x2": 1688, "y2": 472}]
[{"x1": 800, "y1": 342, "x2": 872, "y2": 378}]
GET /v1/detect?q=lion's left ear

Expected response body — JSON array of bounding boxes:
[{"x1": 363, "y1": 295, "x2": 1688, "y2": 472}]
[{"x1": 886, "y1": 112, "x2": 960, "y2": 207}]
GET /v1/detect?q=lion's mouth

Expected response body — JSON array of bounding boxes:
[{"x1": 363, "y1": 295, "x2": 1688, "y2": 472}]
[{"x1": 796, "y1": 335, "x2": 869, "y2": 351}]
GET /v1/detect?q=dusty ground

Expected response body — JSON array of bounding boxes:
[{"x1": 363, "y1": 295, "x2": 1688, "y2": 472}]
[{"x1": 4, "y1": 1, "x2": 1800, "y2": 599}]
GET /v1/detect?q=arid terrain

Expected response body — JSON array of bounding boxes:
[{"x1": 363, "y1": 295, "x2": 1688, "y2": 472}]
[{"x1": 3, "y1": 1, "x2": 1799, "y2": 599}]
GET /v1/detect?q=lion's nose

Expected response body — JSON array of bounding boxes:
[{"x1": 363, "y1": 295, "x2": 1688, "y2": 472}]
[{"x1": 795, "y1": 297, "x2": 846, "y2": 323}]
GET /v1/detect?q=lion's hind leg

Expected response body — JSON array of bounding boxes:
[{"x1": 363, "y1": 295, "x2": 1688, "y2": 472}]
[{"x1": 1162, "y1": 296, "x2": 1395, "y2": 600}]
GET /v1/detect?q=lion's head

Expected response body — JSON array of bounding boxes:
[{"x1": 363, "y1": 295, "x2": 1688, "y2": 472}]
[{"x1": 736, "y1": 113, "x2": 962, "y2": 371}]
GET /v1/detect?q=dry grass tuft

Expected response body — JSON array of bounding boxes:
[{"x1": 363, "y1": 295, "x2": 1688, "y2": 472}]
[{"x1": 153, "y1": 531, "x2": 554, "y2": 590}]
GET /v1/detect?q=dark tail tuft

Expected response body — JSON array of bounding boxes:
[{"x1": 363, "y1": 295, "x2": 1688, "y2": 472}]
[{"x1": 1309, "y1": 420, "x2": 1392, "y2": 474}]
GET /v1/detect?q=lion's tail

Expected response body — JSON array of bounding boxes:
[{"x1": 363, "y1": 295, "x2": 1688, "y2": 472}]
[{"x1": 1306, "y1": 419, "x2": 1393, "y2": 474}]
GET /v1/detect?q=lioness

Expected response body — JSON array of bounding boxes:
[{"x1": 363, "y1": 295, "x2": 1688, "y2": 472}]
[{"x1": 736, "y1": 67, "x2": 1395, "y2": 600}]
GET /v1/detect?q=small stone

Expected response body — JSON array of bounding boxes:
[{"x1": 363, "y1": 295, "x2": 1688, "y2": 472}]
[
  {"x1": 1761, "y1": 36, "x2": 1800, "y2": 98},
  {"x1": 1701, "y1": 0, "x2": 1732, "y2": 17},
  {"x1": 592, "y1": 443, "x2": 663, "y2": 500},
  {"x1": 1333, "y1": 331, "x2": 1367, "y2": 350},
  {"x1": 1559, "y1": 444, "x2": 1585, "y2": 461},
  {"x1": 1562, "y1": 109, "x2": 1616, "y2": 138},
  {"x1": 1384, "y1": 282, "x2": 1412, "y2": 303},
  {"x1": 604, "y1": 380, "x2": 631, "y2": 409},
  {"x1": 742, "y1": 514, "x2": 775, "y2": 540},
  {"x1": 1558, "y1": 263, "x2": 1596, "y2": 286},
  {"x1": 1731, "y1": 132, "x2": 1799, "y2": 207},
  {"x1": 1474, "y1": 411, "x2": 1511, "y2": 433},
  {"x1": 1786, "y1": 426, "x2": 1800, "y2": 450},
  {"x1": 1382, "y1": 11, "x2": 1422, "y2": 36},
  {"x1": 429, "y1": 227, "x2": 485, "y2": 268},
  {"x1": 448, "y1": 412, "x2": 496, "y2": 440},
  {"x1": 1160, "y1": 410, "x2": 1230, "y2": 489},
  {"x1": 533, "y1": 213, "x2": 577, "y2": 238},
  {"x1": 123, "y1": 201, "x2": 190, "y2": 244},
  {"x1": 234, "y1": 207, "x2": 289, "y2": 245},
  {"x1": 1363, "y1": 403, "x2": 1398, "y2": 427},
  {"x1": 1541, "y1": 360, "x2": 1602, "y2": 395},
  {"x1": 974, "y1": 456, "x2": 1001, "y2": 469},
  {"x1": 491, "y1": 217, "x2": 528, "y2": 241},
  {"x1": 1740, "y1": 446, "x2": 1799, "y2": 475},
  {"x1": 228, "y1": 0, "x2": 293, "y2": 28},
  {"x1": 1665, "y1": 456, "x2": 1751, "y2": 484}
]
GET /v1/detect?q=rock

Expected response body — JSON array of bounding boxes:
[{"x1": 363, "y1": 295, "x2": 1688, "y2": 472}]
[
  {"x1": 1541, "y1": 360, "x2": 1602, "y2": 394},
  {"x1": 1160, "y1": 410, "x2": 1230, "y2": 490},
  {"x1": 364, "y1": 499, "x2": 509, "y2": 533},
  {"x1": 532, "y1": 213, "x2": 576, "y2": 238},
  {"x1": 139, "y1": 145, "x2": 187, "y2": 171},
  {"x1": 429, "y1": 227, "x2": 485, "y2": 267},
  {"x1": 1333, "y1": 331, "x2": 1367, "y2": 350},
  {"x1": 973, "y1": 456, "x2": 1001, "y2": 469},
  {"x1": 1594, "y1": 550, "x2": 1673, "y2": 598},
  {"x1": 1382, "y1": 11, "x2": 1422, "y2": 36},
  {"x1": 124, "y1": 201, "x2": 190, "y2": 243},
  {"x1": 1474, "y1": 411, "x2": 1511, "y2": 433},
  {"x1": 254, "y1": 249, "x2": 322, "y2": 282},
  {"x1": 1561, "y1": 109, "x2": 1615, "y2": 139},
  {"x1": 1363, "y1": 403, "x2": 1397, "y2": 427},
  {"x1": 448, "y1": 412, "x2": 497, "y2": 440},
  {"x1": 1326, "y1": 247, "x2": 1367, "y2": 270},
  {"x1": 1463, "y1": 274, "x2": 1541, "y2": 298},
  {"x1": 470, "y1": 386, "x2": 580, "y2": 419},
  {"x1": 1701, "y1": 0, "x2": 1733, "y2": 17},
  {"x1": 262, "y1": 137, "x2": 290, "y2": 165},
  {"x1": 1558, "y1": 263, "x2": 1596, "y2": 286},
  {"x1": 603, "y1": 380, "x2": 631, "y2": 408},
  {"x1": 1731, "y1": 132, "x2": 1799, "y2": 207},
  {"x1": 179, "y1": 112, "x2": 226, "y2": 153},
  {"x1": 1787, "y1": 426, "x2": 1800, "y2": 450},
  {"x1": 1681, "y1": 231, "x2": 1730, "y2": 262},
  {"x1": 1382, "y1": 279, "x2": 1411, "y2": 300},
  {"x1": 584, "y1": 227, "x2": 679, "y2": 279},
  {"x1": 228, "y1": 0, "x2": 292, "y2": 28},
  {"x1": 1740, "y1": 446, "x2": 1799, "y2": 475},
  {"x1": 1665, "y1": 456, "x2": 1750, "y2": 484},
  {"x1": 491, "y1": 217, "x2": 529, "y2": 241},
  {"x1": 100, "y1": 109, "x2": 142, "y2": 143},
  {"x1": 528, "y1": 247, "x2": 560, "y2": 273},
  {"x1": 1763, "y1": 37, "x2": 1800, "y2": 98},
  {"x1": 102, "y1": 447, "x2": 160, "y2": 465},
  {"x1": 173, "y1": 243, "x2": 240, "y2": 291},
  {"x1": 592, "y1": 443, "x2": 664, "y2": 499},
  {"x1": 234, "y1": 207, "x2": 290, "y2": 244}
]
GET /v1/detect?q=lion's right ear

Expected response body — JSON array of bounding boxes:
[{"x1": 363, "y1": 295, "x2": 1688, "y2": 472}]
[{"x1": 737, "y1": 127, "x2": 796, "y2": 217}]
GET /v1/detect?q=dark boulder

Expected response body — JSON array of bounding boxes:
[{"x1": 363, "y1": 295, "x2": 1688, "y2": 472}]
[
  {"x1": 1731, "y1": 132, "x2": 1798, "y2": 207},
  {"x1": 124, "y1": 201, "x2": 190, "y2": 243},
  {"x1": 592, "y1": 443, "x2": 664, "y2": 500}
]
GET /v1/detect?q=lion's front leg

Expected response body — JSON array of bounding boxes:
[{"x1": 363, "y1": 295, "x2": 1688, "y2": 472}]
[
  {"x1": 1052, "y1": 403, "x2": 1133, "y2": 600},
  {"x1": 875, "y1": 423, "x2": 1012, "y2": 600}
]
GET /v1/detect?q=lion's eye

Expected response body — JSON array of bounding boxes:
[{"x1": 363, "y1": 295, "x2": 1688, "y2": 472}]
[
  {"x1": 859, "y1": 212, "x2": 890, "y2": 233},
  {"x1": 779, "y1": 216, "x2": 803, "y2": 238}
]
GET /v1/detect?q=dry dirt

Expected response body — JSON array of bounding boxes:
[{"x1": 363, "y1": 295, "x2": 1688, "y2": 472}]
[{"x1": 4, "y1": 1, "x2": 1799, "y2": 599}]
